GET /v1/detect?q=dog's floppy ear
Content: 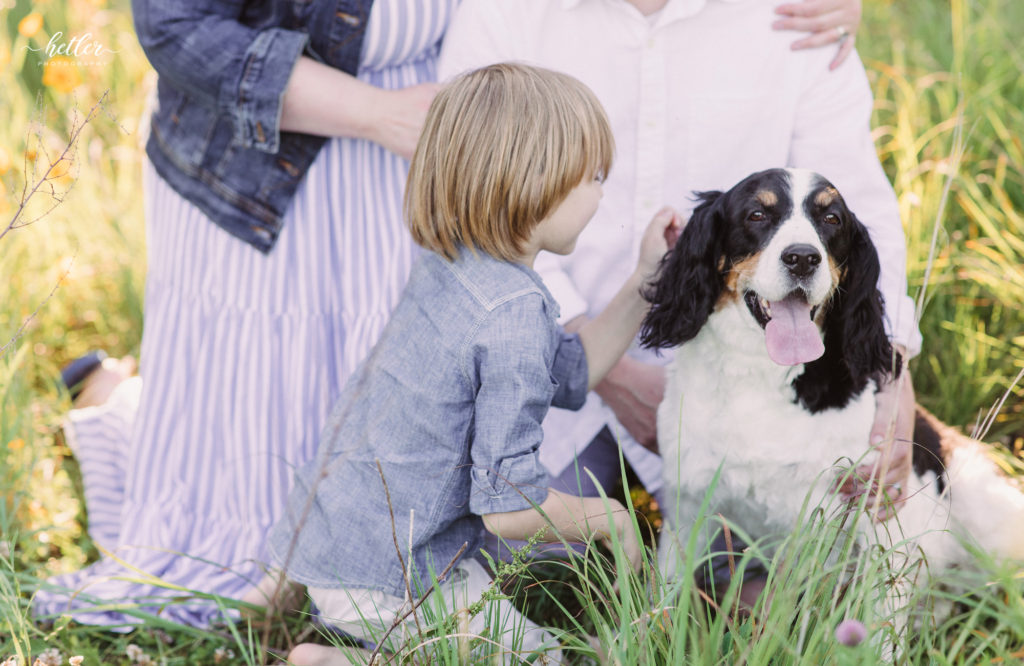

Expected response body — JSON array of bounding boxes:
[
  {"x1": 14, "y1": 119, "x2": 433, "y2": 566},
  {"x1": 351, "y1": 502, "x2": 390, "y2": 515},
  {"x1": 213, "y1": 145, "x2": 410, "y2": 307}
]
[
  {"x1": 640, "y1": 191, "x2": 726, "y2": 349},
  {"x1": 794, "y1": 214, "x2": 898, "y2": 412}
]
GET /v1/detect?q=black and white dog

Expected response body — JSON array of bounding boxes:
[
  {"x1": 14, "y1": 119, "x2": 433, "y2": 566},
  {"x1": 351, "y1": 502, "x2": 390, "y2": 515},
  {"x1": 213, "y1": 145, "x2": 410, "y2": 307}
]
[{"x1": 641, "y1": 168, "x2": 1024, "y2": 629}]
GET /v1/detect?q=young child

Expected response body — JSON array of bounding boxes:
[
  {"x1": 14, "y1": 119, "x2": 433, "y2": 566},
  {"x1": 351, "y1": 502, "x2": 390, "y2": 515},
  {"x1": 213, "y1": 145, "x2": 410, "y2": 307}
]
[{"x1": 261, "y1": 63, "x2": 680, "y2": 665}]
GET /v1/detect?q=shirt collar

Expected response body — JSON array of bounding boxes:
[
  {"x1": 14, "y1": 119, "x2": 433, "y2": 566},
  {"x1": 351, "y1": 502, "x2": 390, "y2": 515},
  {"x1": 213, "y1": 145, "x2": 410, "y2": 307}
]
[{"x1": 444, "y1": 247, "x2": 562, "y2": 319}]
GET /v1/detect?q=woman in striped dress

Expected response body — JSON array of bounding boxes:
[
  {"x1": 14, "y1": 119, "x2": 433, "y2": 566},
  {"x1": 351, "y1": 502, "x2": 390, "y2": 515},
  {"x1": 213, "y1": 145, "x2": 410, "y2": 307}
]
[{"x1": 36, "y1": 0, "x2": 458, "y2": 628}]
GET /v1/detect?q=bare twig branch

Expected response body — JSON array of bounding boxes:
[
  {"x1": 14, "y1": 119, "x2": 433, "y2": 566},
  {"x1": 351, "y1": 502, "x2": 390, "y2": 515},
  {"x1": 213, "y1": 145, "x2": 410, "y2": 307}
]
[
  {"x1": 376, "y1": 459, "x2": 425, "y2": 640},
  {"x1": 2, "y1": 92, "x2": 110, "y2": 243},
  {"x1": 366, "y1": 541, "x2": 468, "y2": 665}
]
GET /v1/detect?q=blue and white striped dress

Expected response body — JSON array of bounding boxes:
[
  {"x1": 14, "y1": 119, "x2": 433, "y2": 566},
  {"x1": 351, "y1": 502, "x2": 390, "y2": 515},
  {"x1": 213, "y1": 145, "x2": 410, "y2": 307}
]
[{"x1": 36, "y1": 0, "x2": 458, "y2": 627}]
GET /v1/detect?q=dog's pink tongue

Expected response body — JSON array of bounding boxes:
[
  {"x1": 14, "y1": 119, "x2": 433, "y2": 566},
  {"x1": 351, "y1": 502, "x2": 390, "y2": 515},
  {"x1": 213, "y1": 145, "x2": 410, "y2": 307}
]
[{"x1": 764, "y1": 295, "x2": 824, "y2": 366}]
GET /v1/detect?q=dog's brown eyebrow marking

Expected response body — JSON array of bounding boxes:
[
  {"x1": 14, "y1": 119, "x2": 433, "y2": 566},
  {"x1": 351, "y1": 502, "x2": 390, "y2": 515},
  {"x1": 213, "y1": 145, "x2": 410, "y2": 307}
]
[
  {"x1": 815, "y1": 187, "x2": 839, "y2": 207},
  {"x1": 755, "y1": 190, "x2": 778, "y2": 207}
]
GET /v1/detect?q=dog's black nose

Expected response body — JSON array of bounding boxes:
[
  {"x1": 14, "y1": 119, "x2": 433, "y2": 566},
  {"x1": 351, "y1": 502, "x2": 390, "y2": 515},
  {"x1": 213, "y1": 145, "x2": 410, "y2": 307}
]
[{"x1": 781, "y1": 244, "x2": 821, "y2": 278}]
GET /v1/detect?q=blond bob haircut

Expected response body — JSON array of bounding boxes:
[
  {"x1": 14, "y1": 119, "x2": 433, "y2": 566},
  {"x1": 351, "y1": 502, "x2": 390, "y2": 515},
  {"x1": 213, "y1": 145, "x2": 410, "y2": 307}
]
[{"x1": 405, "y1": 63, "x2": 615, "y2": 262}]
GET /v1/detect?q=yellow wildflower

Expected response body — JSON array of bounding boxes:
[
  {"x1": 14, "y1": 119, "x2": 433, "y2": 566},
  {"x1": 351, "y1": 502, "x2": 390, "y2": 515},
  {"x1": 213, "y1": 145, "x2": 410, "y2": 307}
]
[
  {"x1": 7, "y1": 439, "x2": 25, "y2": 451},
  {"x1": 42, "y1": 56, "x2": 83, "y2": 93},
  {"x1": 18, "y1": 12, "x2": 44, "y2": 38},
  {"x1": 0, "y1": 145, "x2": 11, "y2": 174}
]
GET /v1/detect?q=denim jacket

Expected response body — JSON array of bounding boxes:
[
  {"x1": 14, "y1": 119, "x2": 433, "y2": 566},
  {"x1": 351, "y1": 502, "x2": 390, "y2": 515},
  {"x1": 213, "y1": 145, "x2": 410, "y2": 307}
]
[
  {"x1": 133, "y1": 0, "x2": 374, "y2": 252},
  {"x1": 267, "y1": 248, "x2": 589, "y2": 597}
]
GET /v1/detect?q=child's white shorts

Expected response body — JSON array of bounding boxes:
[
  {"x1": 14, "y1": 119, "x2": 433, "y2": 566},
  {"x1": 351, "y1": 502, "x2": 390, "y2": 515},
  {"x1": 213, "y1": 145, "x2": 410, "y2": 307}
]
[{"x1": 309, "y1": 557, "x2": 563, "y2": 663}]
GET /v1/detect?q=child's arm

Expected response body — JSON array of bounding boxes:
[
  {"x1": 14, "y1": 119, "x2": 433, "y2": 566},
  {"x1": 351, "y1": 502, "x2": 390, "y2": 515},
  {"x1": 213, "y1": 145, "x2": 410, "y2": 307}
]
[
  {"x1": 482, "y1": 488, "x2": 642, "y2": 570},
  {"x1": 577, "y1": 208, "x2": 681, "y2": 390}
]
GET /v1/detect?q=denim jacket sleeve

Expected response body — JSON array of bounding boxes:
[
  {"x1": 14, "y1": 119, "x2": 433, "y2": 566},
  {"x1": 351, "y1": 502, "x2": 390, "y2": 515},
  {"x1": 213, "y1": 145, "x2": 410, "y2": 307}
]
[
  {"x1": 132, "y1": 0, "x2": 309, "y2": 154},
  {"x1": 467, "y1": 297, "x2": 554, "y2": 516}
]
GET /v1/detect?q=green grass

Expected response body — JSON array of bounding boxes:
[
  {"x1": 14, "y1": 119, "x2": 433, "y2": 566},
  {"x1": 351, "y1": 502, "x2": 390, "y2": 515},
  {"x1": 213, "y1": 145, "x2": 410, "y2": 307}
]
[{"x1": 2, "y1": 0, "x2": 1023, "y2": 662}]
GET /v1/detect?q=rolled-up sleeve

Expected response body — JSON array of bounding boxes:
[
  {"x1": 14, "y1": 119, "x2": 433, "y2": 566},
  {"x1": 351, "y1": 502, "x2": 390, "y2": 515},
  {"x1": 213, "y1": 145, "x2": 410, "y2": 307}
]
[
  {"x1": 550, "y1": 331, "x2": 588, "y2": 410},
  {"x1": 132, "y1": 0, "x2": 308, "y2": 153},
  {"x1": 467, "y1": 298, "x2": 554, "y2": 516}
]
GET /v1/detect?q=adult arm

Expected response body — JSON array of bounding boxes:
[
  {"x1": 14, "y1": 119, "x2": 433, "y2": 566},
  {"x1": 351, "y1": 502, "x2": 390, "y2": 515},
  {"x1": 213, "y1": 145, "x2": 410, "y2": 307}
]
[
  {"x1": 133, "y1": 0, "x2": 436, "y2": 159},
  {"x1": 789, "y1": 52, "x2": 921, "y2": 357},
  {"x1": 280, "y1": 58, "x2": 438, "y2": 160},
  {"x1": 132, "y1": 0, "x2": 309, "y2": 153}
]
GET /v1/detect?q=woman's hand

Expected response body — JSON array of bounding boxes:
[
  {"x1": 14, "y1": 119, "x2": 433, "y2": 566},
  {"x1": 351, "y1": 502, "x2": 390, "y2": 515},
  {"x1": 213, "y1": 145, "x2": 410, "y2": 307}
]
[
  {"x1": 772, "y1": 0, "x2": 862, "y2": 70},
  {"x1": 364, "y1": 83, "x2": 442, "y2": 160},
  {"x1": 280, "y1": 57, "x2": 440, "y2": 160}
]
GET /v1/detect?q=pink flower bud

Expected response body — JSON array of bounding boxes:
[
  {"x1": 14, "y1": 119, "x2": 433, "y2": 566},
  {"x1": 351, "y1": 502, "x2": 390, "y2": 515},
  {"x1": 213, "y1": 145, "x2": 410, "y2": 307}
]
[{"x1": 835, "y1": 618, "x2": 868, "y2": 646}]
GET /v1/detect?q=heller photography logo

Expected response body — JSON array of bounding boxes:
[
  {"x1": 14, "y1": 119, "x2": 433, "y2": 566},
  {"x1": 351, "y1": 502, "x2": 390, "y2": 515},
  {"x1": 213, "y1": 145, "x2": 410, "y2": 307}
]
[
  {"x1": 27, "y1": 30, "x2": 120, "y2": 67},
  {"x1": 17, "y1": 11, "x2": 121, "y2": 93}
]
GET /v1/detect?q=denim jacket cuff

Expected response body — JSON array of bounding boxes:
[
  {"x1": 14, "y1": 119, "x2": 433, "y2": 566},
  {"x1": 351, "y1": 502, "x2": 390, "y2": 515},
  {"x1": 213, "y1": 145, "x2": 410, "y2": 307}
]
[{"x1": 234, "y1": 28, "x2": 310, "y2": 153}]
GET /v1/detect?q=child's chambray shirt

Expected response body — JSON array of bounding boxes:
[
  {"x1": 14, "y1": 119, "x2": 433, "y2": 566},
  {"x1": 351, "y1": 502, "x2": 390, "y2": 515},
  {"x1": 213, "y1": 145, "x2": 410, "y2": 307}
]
[{"x1": 267, "y1": 247, "x2": 589, "y2": 597}]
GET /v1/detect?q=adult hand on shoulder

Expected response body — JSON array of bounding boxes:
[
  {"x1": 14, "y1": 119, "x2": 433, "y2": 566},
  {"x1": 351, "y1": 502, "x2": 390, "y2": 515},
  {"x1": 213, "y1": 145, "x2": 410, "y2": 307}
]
[
  {"x1": 837, "y1": 351, "x2": 915, "y2": 522},
  {"x1": 772, "y1": 0, "x2": 862, "y2": 70},
  {"x1": 594, "y1": 358, "x2": 666, "y2": 454}
]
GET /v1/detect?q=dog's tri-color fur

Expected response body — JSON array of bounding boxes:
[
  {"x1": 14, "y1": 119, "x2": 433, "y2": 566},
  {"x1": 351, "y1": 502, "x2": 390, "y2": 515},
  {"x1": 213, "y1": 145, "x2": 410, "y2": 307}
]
[{"x1": 641, "y1": 168, "x2": 1024, "y2": 638}]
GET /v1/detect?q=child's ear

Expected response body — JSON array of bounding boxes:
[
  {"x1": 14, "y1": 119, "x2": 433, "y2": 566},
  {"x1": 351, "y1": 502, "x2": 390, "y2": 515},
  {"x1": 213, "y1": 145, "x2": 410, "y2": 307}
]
[{"x1": 640, "y1": 191, "x2": 726, "y2": 349}]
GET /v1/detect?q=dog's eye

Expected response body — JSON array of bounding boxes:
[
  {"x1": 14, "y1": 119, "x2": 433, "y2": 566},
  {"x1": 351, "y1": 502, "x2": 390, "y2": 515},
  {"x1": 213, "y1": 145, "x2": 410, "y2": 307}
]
[
  {"x1": 747, "y1": 211, "x2": 767, "y2": 222},
  {"x1": 823, "y1": 213, "x2": 840, "y2": 225}
]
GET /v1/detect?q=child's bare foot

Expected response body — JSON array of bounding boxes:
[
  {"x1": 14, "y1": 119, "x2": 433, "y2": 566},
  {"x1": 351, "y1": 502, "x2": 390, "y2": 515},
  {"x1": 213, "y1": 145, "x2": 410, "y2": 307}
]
[
  {"x1": 287, "y1": 643, "x2": 371, "y2": 666},
  {"x1": 68, "y1": 355, "x2": 137, "y2": 408},
  {"x1": 241, "y1": 572, "x2": 305, "y2": 620}
]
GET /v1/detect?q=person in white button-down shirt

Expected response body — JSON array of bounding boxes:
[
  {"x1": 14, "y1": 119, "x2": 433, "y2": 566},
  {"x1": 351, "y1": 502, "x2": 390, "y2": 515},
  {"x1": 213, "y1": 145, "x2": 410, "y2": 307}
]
[{"x1": 438, "y1": 0, "x2": 918, "y2": 537}]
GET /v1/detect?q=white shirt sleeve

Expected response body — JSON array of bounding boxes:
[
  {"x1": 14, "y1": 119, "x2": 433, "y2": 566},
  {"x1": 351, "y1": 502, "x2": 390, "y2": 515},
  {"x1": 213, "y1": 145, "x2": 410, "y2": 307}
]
[{"x1": 788, "y1": 49, "x2": 922, "y2": 357}]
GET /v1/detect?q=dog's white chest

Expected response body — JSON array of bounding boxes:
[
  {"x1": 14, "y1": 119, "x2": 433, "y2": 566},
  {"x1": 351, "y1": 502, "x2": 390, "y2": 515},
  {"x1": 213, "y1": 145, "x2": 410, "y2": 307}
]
[{"x1": 658, "y1": 310, "x2": 876, "y2": 538}]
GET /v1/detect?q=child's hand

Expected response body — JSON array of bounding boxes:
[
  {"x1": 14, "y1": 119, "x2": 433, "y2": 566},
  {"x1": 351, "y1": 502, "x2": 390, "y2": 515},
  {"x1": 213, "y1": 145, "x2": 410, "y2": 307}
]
[{"x1": 636, "y1": 207, "x2": 683, "y2": 283}]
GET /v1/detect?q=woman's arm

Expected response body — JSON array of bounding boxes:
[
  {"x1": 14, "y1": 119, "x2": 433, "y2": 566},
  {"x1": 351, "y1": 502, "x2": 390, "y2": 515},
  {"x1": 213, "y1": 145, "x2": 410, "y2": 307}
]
[
  {"x1": 279, "y1": 58, "x2": 439, "y2": 160},
  {"x1": 132, "y1": 0, "x2": 308, "y2": 152},
  {"x1": 132, "y1": 1, "x2": 437, "y2": 159}
]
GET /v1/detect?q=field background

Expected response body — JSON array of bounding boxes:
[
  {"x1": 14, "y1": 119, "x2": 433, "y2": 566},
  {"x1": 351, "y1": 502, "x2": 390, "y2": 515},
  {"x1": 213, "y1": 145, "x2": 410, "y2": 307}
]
[{"x1": 1, "y1": 0, "x2": 1022, "y2": 663}]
